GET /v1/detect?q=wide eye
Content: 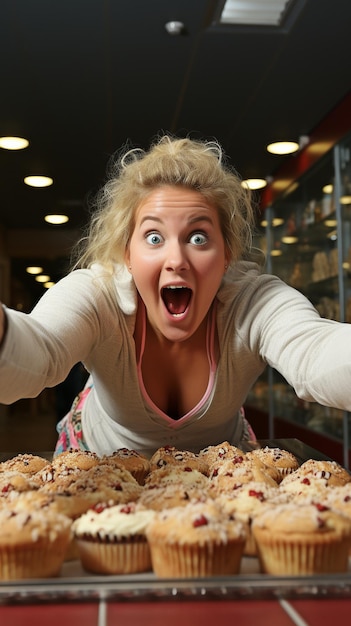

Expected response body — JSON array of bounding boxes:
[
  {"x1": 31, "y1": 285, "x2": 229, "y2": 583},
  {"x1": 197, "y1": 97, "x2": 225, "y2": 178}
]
[
  {"x1": 146, "y1": 232, "x2": 163, "y2": 245},
  {"x1": 189, "y1": 232, "x2": 207, "y2": 246}
]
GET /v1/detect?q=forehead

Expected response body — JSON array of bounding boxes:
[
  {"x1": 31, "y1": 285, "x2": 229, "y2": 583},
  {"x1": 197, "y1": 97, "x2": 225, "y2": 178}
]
[{"x1": 134, "y1": 185, "x2": 219, "y2": 219}]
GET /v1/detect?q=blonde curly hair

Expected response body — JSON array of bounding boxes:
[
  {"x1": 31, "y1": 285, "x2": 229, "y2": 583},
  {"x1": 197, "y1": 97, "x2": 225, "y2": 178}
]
[{"x1": 73, "y1": 134, "x2": 256, "y2": 272}]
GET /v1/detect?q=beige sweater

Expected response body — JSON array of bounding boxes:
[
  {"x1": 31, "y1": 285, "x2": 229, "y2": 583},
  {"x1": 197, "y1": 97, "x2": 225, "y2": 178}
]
[{"x1": 1, "y1": 261, "x2": 351, "y2": 456}]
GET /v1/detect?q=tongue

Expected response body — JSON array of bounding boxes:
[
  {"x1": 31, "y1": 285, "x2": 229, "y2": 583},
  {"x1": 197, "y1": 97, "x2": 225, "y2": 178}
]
[{"x1": 163, "y1": 288, "x2": 191, "y2": 315}]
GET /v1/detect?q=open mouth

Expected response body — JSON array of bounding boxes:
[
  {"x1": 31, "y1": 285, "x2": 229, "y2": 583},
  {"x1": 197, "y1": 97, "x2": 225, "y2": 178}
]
[{"x1": 161, "y1": 286, "x2": 192, "y2": 316}]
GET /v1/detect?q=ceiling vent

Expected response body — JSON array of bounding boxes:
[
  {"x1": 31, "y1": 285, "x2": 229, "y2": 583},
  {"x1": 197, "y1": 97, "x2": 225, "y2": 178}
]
[{"x1": 215, "y1": 0, "x2": 306, "y2": 31}]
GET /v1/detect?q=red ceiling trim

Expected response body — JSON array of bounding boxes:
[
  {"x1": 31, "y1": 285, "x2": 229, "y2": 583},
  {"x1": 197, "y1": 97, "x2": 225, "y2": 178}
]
[{"x1": 260, "y1": 90, "x2": 351, "y2": 209}]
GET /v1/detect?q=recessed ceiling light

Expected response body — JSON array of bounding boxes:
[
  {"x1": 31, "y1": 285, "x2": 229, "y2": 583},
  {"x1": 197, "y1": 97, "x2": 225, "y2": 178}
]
[
  {"x1": 241, "y1": 178, "x2": 267, "y2": 190},
  {"x1": 26, "y1": 266, "x2": 43, "y2": 275},
  {"x1": 0, "y1": 136, "x2": 29, "y2": 150},
  {"x1": 260, "y1": 217, "x2": 284, "y2": 228},
  {"x1": 271, "y1": 249, "x2": 283, "y2": 257},
  {"x1": 44, "y1": 214, "x2": 69, "y2": 224},
  {"x1": 24, "y1": 175, "x2": 53, "y2": 188},
  {"x1": 325, "y1": 219, "x2": 337, "y2": 227},
  {"x1": 340, "y1": 195, "x2": 351, "y2": 205},
  {"x1": 267, "y1": 141, "x2": 299, "y2": 155},
  {"x1": 281, "y1": 235, "x2": 298, "y2": 244},
  {"x1": 44, "y1": 281, "x2": 55, "y2": 289},
  {"x1": 35, "y1": 274, "x2": 51, "y2": 283},
  {"x1": 322, "y1": 184, "x2": 333, "y2": 194}
]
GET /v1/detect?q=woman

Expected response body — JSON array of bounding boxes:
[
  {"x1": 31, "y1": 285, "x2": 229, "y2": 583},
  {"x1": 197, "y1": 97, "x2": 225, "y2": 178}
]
[{"x1": 0, "y1": 134, "x2": 350, "y2": 457}]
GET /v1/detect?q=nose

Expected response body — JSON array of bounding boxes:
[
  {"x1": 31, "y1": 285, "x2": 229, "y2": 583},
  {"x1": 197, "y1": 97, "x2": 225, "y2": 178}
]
[{"x1": 164, "y1": 240, "x2": 190, "y2": 272}]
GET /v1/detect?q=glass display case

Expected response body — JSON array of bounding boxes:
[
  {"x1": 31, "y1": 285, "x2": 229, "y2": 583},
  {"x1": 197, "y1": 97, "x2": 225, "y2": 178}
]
[{"x1": 247, "y1": 132, "x2": 351, "y2": 467}]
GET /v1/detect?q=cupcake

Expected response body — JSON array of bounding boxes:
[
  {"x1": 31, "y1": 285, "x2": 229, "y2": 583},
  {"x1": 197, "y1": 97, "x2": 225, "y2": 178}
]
[
  {"x1": 73, "y1": 502, "x2": 155, "y2": 574},
  {"x1": 146, "y1": 499, "x2": 246, "y2": 577},
  {"x1": 252, "y1": 501, "x2": 351, "y2": 575},
  {"x1": 0, "y1": 506, "x2": 71, "y2": 580}
]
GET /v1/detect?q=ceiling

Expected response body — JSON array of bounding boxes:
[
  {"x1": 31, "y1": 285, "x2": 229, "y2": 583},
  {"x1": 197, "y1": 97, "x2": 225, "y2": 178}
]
[{"x1": 1, "y1": 0, "x2": 351, "y2": 303}]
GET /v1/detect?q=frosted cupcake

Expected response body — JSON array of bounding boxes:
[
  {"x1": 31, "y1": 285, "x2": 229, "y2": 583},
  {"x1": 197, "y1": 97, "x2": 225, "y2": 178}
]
[
  {"x1": 146, "y1": 499, "x2": 246, "y2": 577},
  {"x1": 73, "y1": 502, "x2": 155, "y2": 574}
]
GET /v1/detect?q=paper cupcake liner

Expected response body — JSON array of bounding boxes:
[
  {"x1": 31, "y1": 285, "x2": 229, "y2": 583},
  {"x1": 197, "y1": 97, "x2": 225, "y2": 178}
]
[
  {"x1": 76, "y1": 537, "x2": 152, "y2": 574},
  {"x1": 254, "y1": 530, "x2": 350, "y2": 575},
  {"x1": 149, "y1": 538, "x2": 245, "y2": 578},
  {"x1": 0, "y1": 535, "x2": 70, "y2": 580}
]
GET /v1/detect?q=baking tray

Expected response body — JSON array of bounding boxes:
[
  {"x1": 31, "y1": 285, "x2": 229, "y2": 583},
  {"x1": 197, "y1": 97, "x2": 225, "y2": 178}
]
[{"x1": 0, "y1": 439, "x2": 350, "y2": 604}]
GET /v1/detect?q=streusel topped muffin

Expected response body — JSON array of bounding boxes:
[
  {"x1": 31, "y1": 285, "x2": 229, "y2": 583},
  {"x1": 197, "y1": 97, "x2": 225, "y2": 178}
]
[
  {"x1": 146, "y1": 499, "x2": 246, "y2": 577},
  {"x1": 245, "y1": 446, "x2": 299, "y2": 481},
  {"x1": 297, "y1": 459, "x2": 351, "y2": 487},
  {"x1": 252, "y1": 501, "x2": 351, "y2": 575},
  {"x1": 138, "y1": 482, "x2": 209, "y2": 511},
  {"x1": 0, "y1": 505, "x2": 72, "y2": 579},
  {"x1": 198, "y1": 442, "x2": 245, "y2": 474},
  {"x1": 0, "y1": 454, "x2": 49, "y2": 476},
  {"x1": 149, "y1": 446, "x2": 208, "y2": 474},
  {"x1": 52, "y1": 449, "x2": 100, "y2": 472},
  {"x1": 144, "y1": 466, "x2": 209, "y2": 490},
  {"x1": 100, "y1": 448, "x2": 150, "y2": 484}
]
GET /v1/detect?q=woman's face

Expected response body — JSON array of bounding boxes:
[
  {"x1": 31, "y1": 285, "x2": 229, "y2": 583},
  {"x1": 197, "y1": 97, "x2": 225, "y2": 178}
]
[{"x1": 125, "y1": 185, "x2": 229, "y2": 343}]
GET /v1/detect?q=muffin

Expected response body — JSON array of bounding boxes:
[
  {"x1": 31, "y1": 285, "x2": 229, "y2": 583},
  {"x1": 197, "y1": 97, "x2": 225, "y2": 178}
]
[
  {"x1": 149, "y1": 446, "x2": 208, "y2": 474},
  {"x1": 0, "y1": 454, "x2": 49, "y2": 476},
  {"x1": 208, "y1": 458, "x2": 278, "y2": 496},
  {"x1": 216, "y1": 482, "x2": 284, "y2": 556},
  {"x1": 245, "y1": 446, "x2": 299, "y2": 481},
  {"x1": 139, "y1": 482, "x2": 209, "y2": 511},
  {"x1": 297, "y1": 459, "x2": 351, "y2": 487},
  {"x1": 100, "y1": 448, "x2": 150, "y2": 485},
  {"x1": 198, "y1": 442, "x2": 245, "y2": 474},
  {"x1": 52, "y1": 449, "x2": 100, "y2": 472},
  {"x1": 279, "y1": 472, "x2": 330, "y2": 499},
  {"x1": 0, "y1": 471, "x2": 35, "y2": 500},
  {"x1": 144, "y1": 466, "x2": 209, "y2": 490},
  {"x1": 146, "y1": 499, "x2": 246, "y2": 577},
  {"x1": 0, "y1": 506, "x2": 71, "y2": 580},
  {"x1": 252, "y1": 501, "x2": 351, "y2": 575},
  {"x1": 39, "y1": 465, "x2": 143, "y2": 506},
  {"x1": 73, "y1": 502, "x2": 155, "y2": 574}
]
